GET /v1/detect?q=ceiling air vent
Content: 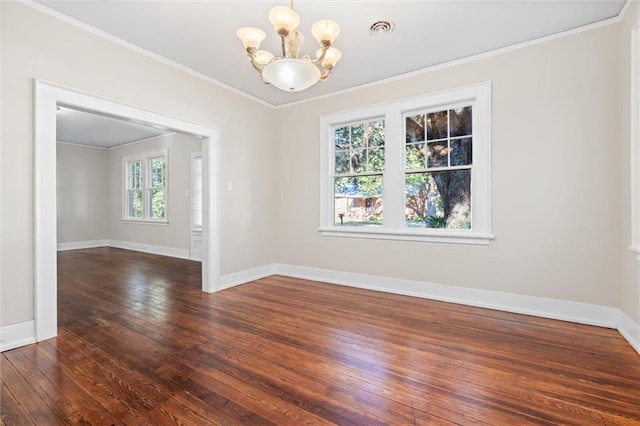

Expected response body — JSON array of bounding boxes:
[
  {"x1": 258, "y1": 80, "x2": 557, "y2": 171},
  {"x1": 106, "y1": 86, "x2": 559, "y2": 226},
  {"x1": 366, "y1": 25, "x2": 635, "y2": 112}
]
[{"x1": 369, "y1": 20, "x2": 395, "y2": 37}]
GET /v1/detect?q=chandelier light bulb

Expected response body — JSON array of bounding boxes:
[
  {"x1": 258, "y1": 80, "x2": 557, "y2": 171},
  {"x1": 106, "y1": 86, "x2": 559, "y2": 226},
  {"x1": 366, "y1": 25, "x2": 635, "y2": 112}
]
[
  {"x1": 311, "y1": 20, "x2": 341, "y2": 45},
  {"x1": 236, "y1": 27, "x2": 266, "y2": 50},
  {"x1": 268, "y1": 6, "x2": 300, "y2": 36},
  {"x1": 254, "y1": 50, "x2": 275, "y2": 66}
]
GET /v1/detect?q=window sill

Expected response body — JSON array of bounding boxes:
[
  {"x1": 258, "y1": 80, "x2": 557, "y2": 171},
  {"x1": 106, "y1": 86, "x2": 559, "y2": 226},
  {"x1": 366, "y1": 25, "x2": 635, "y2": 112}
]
[
  {"x1": 319, "y1": 227, "x2": 494, "y2": 245},
  {"x1": 122, "y1": 219, "x2": 169, "y2": 226},
  {"x1": 629, "y1": 245, "x2": 640, "y2": 262}
]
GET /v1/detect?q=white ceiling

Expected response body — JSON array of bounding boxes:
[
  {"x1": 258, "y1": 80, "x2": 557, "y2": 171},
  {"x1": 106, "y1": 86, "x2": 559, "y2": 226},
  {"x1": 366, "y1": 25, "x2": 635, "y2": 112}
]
[
  {"x1": 57, "y1": 105, "x2": 172, "y2": 148},
  {"x1": 36, "y1": 0, "x2": 626, "y2": 107}
]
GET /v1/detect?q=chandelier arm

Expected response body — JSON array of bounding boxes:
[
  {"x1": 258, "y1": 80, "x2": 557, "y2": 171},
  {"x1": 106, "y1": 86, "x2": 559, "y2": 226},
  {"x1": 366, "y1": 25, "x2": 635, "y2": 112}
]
[
  {"x1": 319, "y1": 64, "x2": 335, "y2": 82},
  {"x1": 246, "y1": 50, "x2": 265, "y2": 73},
  {"x1": 311, "y1": 43, "x2": 330, "y2": 66},
  {"x1": 313, "y1": 41, "x2": 332, "y2": 65},
  {"x1": 280, "y1": 35, "x2": 288, "y2": 58}
]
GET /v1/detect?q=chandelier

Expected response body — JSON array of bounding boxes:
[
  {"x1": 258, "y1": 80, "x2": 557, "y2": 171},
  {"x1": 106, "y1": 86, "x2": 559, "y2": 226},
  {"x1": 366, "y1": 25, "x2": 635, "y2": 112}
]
[{"x1": 236, "y1": 0, "x2": 341, "y2": 92}]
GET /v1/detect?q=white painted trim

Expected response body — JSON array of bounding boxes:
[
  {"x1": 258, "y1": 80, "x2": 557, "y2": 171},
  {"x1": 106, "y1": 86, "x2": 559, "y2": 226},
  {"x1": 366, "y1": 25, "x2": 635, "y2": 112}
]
[
  {"x1": 0, "y1": 321, "x2": 36, "y2": 352},
  {"x1": 56, "y1": 140, "x2": 108, "y2": 150},
  {"x1": 618, "y1": 311, "x2": 640, "y2": 355},
  {"x1": 274, "y1": 264, "x2": 620, "y2": 328},
  {"x1": 318, "y1": 228, "x2": 494, "y2": 245},
  {"x1": 620, "y1": 0, "x2": 634, "y2": 20},
  {"x1": 108, "y1": 132, "x2": 177, "y2": 151},
  {"x1": 56, "y1": 239, "x2": 192, "y2": 260},
  {"x1": 35, "y1": 80, "x2": 221, "y2": 343},
  {"x1": 219, "y1": 264, "x2": 277, "y2": 291},
  {"x1": 18, "y1": 0, "x2": 273, "y2": 109},
  {"x1": 107, "y1": 240, "x2": 189, "y2": 260},
  {"x1": 57, "y1": 240, "x2": 108, "y2": 251}
]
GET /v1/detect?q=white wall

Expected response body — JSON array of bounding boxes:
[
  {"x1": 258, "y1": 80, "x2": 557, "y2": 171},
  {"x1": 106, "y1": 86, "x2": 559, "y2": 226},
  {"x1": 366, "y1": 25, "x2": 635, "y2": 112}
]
[
  {"x1": 56, "y1": 142, "x2": 109, "y2": 244},
  {"x1": 274, "y1": 21, "x2": 624, "y2": 308},
  {"x1": 108, "y1": 133, "x2": 201, "y2": 250},
  {"x1": 1, "y1": 2, "x2": 277, "y2": 328}
]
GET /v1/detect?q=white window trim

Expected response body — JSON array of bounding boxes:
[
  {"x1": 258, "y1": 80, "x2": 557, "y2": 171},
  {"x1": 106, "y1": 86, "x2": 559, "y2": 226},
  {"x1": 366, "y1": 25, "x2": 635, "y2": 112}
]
[
  {"x1": 319, "y1": 81, "x2": 493, "y2": 245},
  {"x1": 122, "y1": 148, "x2": 169, "y2": 224}
]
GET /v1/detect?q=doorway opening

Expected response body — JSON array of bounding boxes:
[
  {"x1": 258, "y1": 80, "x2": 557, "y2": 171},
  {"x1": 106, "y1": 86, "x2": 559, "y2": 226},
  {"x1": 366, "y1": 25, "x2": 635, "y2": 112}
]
[{"x1": 34, "y1": 80, "x2": 220, "y2": 342}]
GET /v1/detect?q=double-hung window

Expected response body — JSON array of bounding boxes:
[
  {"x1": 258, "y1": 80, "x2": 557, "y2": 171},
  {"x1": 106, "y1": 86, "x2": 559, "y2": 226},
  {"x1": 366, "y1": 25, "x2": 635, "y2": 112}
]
[
  {"x1": 320, "y1": 81, "x2": 492, "y2": 244},
  {"x1": 123, "y1": 150, "x2": 168, "y2": 223}
]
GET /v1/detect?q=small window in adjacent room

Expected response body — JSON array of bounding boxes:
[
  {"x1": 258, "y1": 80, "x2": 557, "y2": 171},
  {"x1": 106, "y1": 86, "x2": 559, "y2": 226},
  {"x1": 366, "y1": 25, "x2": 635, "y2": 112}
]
[
  {"x1": 320, "y1": 81, "x2": 493, "y2": 244},
  {"x1": 123, "y1": 150, "x2": 168, "y2": 223},
  {"x1": 192, "y1": 153, "x2": 203, "y2": 230}
]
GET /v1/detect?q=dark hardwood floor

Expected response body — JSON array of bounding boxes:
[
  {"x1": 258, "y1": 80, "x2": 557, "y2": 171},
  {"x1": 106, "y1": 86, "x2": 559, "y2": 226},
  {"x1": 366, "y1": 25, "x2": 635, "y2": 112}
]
[{"x1": 1, "y1": 247, "x2": 639, "y2": 425}]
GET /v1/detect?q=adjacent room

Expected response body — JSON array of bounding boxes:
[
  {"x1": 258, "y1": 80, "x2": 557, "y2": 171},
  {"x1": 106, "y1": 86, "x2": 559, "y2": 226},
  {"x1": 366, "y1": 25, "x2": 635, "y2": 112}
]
[{"x1": 2, "y1": 0, "x2": 640, "y2": 424}]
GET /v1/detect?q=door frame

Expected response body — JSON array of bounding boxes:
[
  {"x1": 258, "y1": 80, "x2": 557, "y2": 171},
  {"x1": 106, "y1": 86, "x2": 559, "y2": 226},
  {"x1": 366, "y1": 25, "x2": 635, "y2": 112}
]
[{"x1": 34, "y1": 80, "x2": 221, "y2": 342}]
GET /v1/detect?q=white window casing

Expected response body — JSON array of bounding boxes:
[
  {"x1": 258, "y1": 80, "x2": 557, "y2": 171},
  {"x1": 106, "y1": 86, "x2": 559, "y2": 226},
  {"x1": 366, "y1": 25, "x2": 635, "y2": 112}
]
[{"x1": 319, "y1": 81, "x2": 493, "y2": 245}]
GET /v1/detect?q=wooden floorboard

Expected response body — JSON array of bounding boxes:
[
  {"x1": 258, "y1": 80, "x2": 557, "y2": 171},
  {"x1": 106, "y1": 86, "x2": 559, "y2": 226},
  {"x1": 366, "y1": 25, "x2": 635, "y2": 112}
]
[{"x1": 2, "y1": 247, "x2": 639, "y2": 425}]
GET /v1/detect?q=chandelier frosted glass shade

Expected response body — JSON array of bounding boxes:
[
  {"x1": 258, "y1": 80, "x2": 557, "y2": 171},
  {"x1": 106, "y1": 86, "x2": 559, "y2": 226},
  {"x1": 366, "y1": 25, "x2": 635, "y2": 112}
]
[
  {"x1": 262, "y1": 58, "x2": 322, "y2": 92},
  {"x1": 237, "y1": 1, "x2": 341, "y2": 92}
]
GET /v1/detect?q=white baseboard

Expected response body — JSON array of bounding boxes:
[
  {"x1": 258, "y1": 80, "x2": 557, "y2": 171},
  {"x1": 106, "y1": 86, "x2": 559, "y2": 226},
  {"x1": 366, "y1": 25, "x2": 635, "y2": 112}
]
[
  {"x1": 108, "y1": 240, "x2": 191, "y2": 260},
  {"x1": 618, "y1": 311, "x2": 640, "y2": 355},
  {"x1": 56, "y1": 239, "x2": 191, "y2": 260},
  {"x1": 57, "y1": 239, "x2": 109, "y2": 251},
  {"x1": 219, "y1": 264, "x2": 277, "y2": 290},
  {"x1": 0, "y1": 321, "x2": 35, "y2": 352},
  {"x1": 274, "y1": 264, "x2": 621, "y2": 329}
]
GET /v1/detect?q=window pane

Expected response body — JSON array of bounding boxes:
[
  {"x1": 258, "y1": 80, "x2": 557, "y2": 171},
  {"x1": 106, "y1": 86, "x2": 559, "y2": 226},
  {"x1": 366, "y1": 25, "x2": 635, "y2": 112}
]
[
  {"x1": 368, "y1": 120, "x2": 386, "y2": 147},
  {"x1": 334, "y1": 126, "x2": 350, "y2": 149},
  {"x1": 406, "y1": 114, "x2": 425, "y2": 143},
  {"x1": 149, "y1": 157, "x2": 166, "y2": 189},
  {"x1": 335, "y1": 150, "x2": 349, "y2": 174},
  {"x1": 406, "y1": 143, "x2": 425, "y2": 169},
  {"x1": 450, "y1": 106, "x2": 472, "y2": 137},
  {"x1": 128, "y1": 161, "x2": 142, "y2": 189},
  {"x1": 351, "y1": 123, "x2": 365, "y2": 148},
  {"x1": 405, "y1": 170, "x2": 470, "y2": 229},
  {"x1": 427, "y1": 110, "x2": 448, "y2": 140},
  {"x1": 450, "y1": 137, "x2": 472, "y2": 166},
  {"x1": 334, "y1": 176, "x2": 383, "y2": 226},
  {"x1": 367, "y1": 148, "x2": 384, "y2": 172},
  {"x1": 149, "y1": 188, "x2": 166, "y2": 219},
  {"x1": 351, "y1": 149, "x2": 366, "y2": 173},
  {"x1": 128, "y1": 189, "x2": 143, "y2": 218},
  {"x1": 427, "y1": 142, "x2": 449, "y2": 168}
]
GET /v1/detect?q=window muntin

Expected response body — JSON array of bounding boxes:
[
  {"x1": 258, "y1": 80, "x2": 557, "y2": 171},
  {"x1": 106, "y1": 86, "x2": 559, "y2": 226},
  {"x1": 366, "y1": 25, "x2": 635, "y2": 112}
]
[
  {"x1": 320, "y1": 81, "x2": 492, "y2": 245},
  {"x1": 404, "y1": 105, "x2": 473, "y2": 229},
  {"x1": 332, "y1": 119, "x2": 385, "y2": 226},
  {"x1": 123, "y1": 151, "x2": 168, "y2": 223}
]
